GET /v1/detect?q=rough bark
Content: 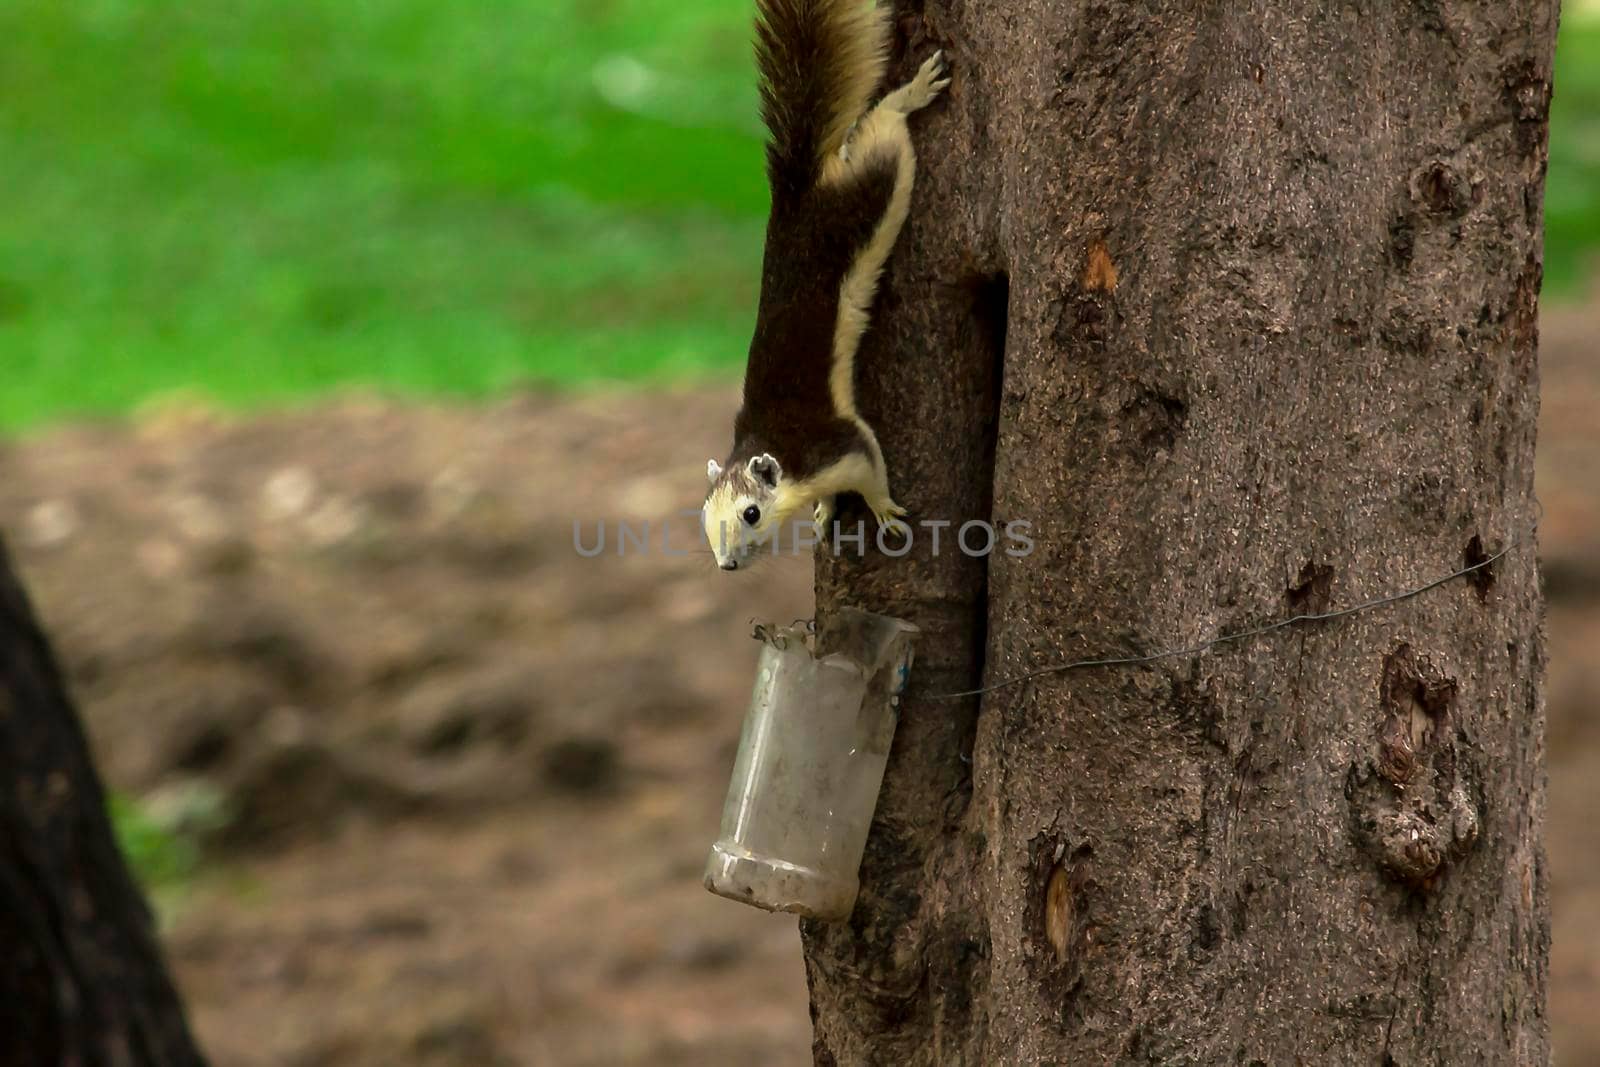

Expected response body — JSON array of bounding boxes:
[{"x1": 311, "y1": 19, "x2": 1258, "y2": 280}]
[
  {"x1": 0, "y1": 536, "x2": 207, "y2": 1067},
  {"x1": 807, "y1": 1, "x2": 1556, "y2": 1063}
]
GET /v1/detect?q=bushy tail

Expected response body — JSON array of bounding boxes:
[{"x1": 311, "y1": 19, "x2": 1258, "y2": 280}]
[{"x1": 755, "y1": 0, "x2": 889, "y2": 205}]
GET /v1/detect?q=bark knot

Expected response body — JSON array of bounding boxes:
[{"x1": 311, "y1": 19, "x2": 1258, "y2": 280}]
[
  {"x1": 1028, "y1": 836, "x2": 1094, "y2": 1019},
  {"x1": 1081, "y1": 238, "x2": 1119, "y2": 293},
  {"x1": 1348, "y1": 646, "x2": 1479, "y2": 891},
  {"x1": 1287, "y1": 560, "x2": 1334, "y2": 615},
  {"x1": 1409, "y1": 161, "x2": 1473, "y2": 219}
]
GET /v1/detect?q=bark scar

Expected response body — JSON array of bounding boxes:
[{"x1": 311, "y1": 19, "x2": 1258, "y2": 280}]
[{"x1": 1349, "y1": 646, "x2": 1480, "y2": 890}]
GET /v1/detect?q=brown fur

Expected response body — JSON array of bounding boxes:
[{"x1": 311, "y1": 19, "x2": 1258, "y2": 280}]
[{"x1": 734, "y1": 154, "x2": 898, "y2": 481}]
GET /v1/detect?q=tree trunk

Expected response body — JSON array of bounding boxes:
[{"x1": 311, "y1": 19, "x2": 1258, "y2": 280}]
[
  {"x1": 807, "y1": 1, "x2": 1556, "y2": 1063},
  {"x1": 0, "y1": 537, "x2": 206, "y2": 1066}
]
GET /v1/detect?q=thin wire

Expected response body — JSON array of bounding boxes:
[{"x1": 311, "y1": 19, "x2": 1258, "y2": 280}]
[{"x1": 930, "y1": 530, "x2": 1525, "y2": 701}]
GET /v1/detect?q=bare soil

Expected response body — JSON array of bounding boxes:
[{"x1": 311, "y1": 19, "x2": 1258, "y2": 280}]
[{"x1": 0, "y1": 307, "x2": 1595, "y2": 1064}]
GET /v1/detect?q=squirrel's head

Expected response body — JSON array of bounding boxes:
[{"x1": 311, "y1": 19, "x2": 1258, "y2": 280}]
[{"x1": 702, "y1": 452, "x2": 789, "y2": 571}]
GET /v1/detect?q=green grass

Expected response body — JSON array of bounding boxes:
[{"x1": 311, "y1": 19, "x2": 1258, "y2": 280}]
[
  {"x1": 0, "y1": 0, "x2": 770, "y2": 430},
  {"x1": 109, "y1": 785, "x2": 228, "y2": 891},
  {"x1": 1549, "y1": 21, "x2": 1600, "y2": 299},
  {"x1": 0, "y1": 3, "x2": 1596, "y2": 431}
]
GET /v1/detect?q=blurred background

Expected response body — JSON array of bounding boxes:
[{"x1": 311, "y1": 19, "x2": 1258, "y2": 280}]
[{"x1": 0, "y1": 1, "x2": 1595, "y2": 1064}]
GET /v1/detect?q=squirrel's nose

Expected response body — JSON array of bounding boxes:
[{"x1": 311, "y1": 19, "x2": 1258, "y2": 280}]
[{"x1": 720, "y1": 560, "x2": 739, "y2": 571}]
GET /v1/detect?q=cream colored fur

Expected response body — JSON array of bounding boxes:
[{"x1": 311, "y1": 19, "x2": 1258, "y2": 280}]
[
  {"x1": 701, "y1": 451, "x2": 881, "y2": 567},
  {"x1": 817, "y1": 51, "x2": 948, "y2": 528},
  {"x1": 810, "y1": 2, "x2": 892, "y2": 167}
]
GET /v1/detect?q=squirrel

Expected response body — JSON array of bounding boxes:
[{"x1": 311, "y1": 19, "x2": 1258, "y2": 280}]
[{"x1": 702, "y1": 0, "x2": 948, "y2": 571}]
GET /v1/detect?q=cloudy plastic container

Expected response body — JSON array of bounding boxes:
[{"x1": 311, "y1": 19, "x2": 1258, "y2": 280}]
[{"x1": 705, "y1": 609, "x2": 918, "y2": 921}]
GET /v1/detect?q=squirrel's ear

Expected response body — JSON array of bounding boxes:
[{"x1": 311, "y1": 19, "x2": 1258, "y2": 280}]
[
  {"x1": 747, "y1": 453, "x2": 781, "y2": 488},
  {"x1": 706, "y1": 459, "x2": 723, "y2": 484}
]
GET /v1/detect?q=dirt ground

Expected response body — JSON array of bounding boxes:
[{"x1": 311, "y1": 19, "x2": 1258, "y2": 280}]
[{"x1": 0, "y1": 307, "x2": 1595, "y2": 1064}]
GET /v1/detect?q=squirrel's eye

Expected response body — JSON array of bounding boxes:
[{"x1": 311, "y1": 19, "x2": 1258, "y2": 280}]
[{"x1": 742, "y1": 506, "x2": 761, "y2": 525}]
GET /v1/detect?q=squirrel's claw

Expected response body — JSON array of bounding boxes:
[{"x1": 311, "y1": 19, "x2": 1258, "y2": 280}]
[{"x1": 813, "y1": 498, "x2": 836, "y2": 542}]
